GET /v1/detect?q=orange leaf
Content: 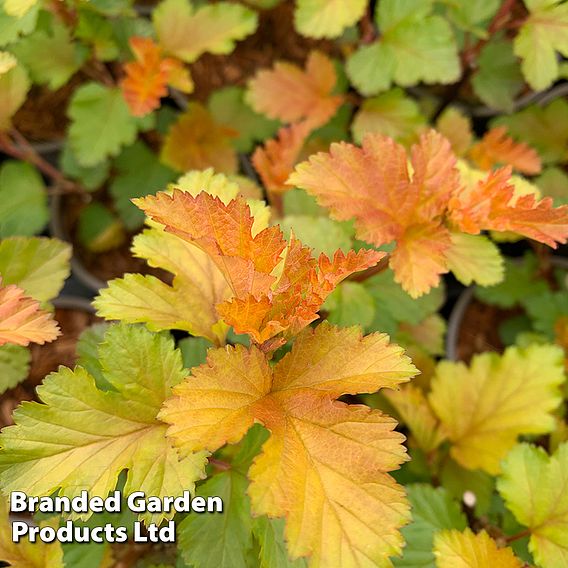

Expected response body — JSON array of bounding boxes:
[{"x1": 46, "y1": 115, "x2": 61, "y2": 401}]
[
  {"x1": 160, "y1": 103, "x2": 238, "y2": 173},
  {"x1": 121, "y1": 37, "x2": 192, "y2": 117},
  {"x1": 252, "y1": 122, "x2": 312, "y2": 194},
  {"x1": 468, "y1": 126, "x2": 542, "y2": 175},
  {"x1": 135, "y1": 190, "x2": 286, "y2": 298},
  {"x1": 0, "y1": 280, "x2": 60, "y2": 347},
  {"x1": 449, "y1": 167, "x2": 568, "y2": 247},
  {"x1": 135, "y1": 192, "x2": 383, "y2": 344},
  {"x1": 246, "y1": 50, "x2": 343, "y2": 130},
  {"x1": 160, "y1": 322, "x2": 417, "y2": 564},
  {"x1": 389, "y1": 223, "x2": 451, "y2": 298}
]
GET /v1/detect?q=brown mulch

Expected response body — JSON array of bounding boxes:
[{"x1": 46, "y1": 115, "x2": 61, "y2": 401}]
[{"x1": 455, "y1": 298, "x2": 520, "y2": 363}]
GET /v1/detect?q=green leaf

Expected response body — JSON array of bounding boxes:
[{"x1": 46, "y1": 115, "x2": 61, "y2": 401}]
[
  {"x1": 472, "y1": 39, "x2": 524, "y2": 112},
  {"x1": 347, "y1": 0, "x2": 460, "y2": 95},
  {"x1": 153, "y1": 0, "x2": 258, "y2": 63},
  {"x1": 178, "y1": 427, "x2": 267, "y2": 568},
  {"x1": 346, "y1": 41, "x2": 395, "y2": 96},
  {"x1": 67, "y1": 82, "x2": 140, "y2": 167},
  {"x1": 279, "y1": 215, "x2": 352, "y2": 256},
  {"x1": 0, "y1": 344, "x2": 30, "y2": 395},
  {"x1": 60, "y1": 142, "x2": 110, "y2": 192},
  {"x1": 76, "y1": 323, "x2": 111, "y2": 390},
  {"x1": 208, "y1": 86, "x2": 279, "y2": 153},
  {"x1": 494, "y1": 99, "x2": 568, "y2": 165},
  {"x1": 475, "y1": 253, "x2": 549, "y2": 309},
  {"x1": 514, "y1": 0, "x2": 568, "y2": 90},
  {"x1": 252, "y1": 517, "x2": 308, "y2": 568},
  {"x1": 0, "y1": 1, "x2": 38, "y2": 46},
  {"x1": 282, "y1": 189, "x2": 325, "y2": 216},
  {"x1": 11, "y1": 17, "x2": 88, "y2": 89},
  {"x1": 392, "y1": 485, "x2": 467, "y2": 567},
  {"x1": 109, "y1": 141, "x2": 176, "y2": 230},
  {"x1": 325, "y1": 281, "x2": 376, "y2": 330},
  {"x1": 536, "y1": 166, "x2": 568, "y2": 206},
  {"x1": 178, "y1": 336, "x2": 212, "y2": 370},
  {"x1": 0, "y1": 161, "x2": 47, "y2": 237},
  {"x1": 365, "y1": 269, "x2": 445, "y2": 335},
  {"x1": 351, "y1": 88, "x2": 425, "y2": 145},
  {"x1": 524, "y1": 290, "x2": 568, "y2": 340},
  {"x1": 0, "y1": 236, "x2": 70, "y2": 302},
  {"x1": 0, "y1": 57, "x2": 29, "y2": 129},
  {"x1": 498, "y1": 442, "x2": 568, "y2": 568},
  {"x1": 75, "y1": 9, "x2": 119, "y2": 61},
  {"x1": 445, "y1": 233, "x2": 504, "y2": 287},
  {"x1": 78, "y1": 202, "x2": 126, "y2": 253},
  {"x1": 0, "y1": 324, "x2": 208, "y2": 525},
  {"x1": 294, "y1": 0, "x2": 367, "y2": 39},
  {"x1": 445, "y1": 0, "x2": 500, "y2": 36}
]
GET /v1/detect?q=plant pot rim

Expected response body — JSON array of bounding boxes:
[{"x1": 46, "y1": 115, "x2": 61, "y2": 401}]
[
  {"x1": 49, "y1": 192, "x2": 107, "y2": 293},
  {"x1": 445, "y1": 254, "x2": 568, "y2": 361}
]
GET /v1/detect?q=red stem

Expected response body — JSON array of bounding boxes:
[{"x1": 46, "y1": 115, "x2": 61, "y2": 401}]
[
  {"x1": 0, "y1": 130, "x2": 83, "y2": 193},
  {"x1": 505, "y1": 528, "x2": 531, "y2": 543},
  {"x1": 209, "y1": 458, "x2": 231, "y2": 471}
]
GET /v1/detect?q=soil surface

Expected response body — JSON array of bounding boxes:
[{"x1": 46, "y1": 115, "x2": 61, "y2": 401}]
[
  {"x1": 455, "y1": 298, "x2": 520, "y2": 363},
  {"x1": 12, "y1": 75, "x2": 84, "y2": 142},
  {"x1": 0, "y1": 306, "x2": 100, "y2": 429}
]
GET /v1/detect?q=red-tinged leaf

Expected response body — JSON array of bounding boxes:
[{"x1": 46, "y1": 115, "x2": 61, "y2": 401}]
[
  {"x1": 468, "y1": 126, "x2": 542, "y2": 175},
  {"x1": 161, "y1": 103, "x2": 238, "y2": 173},
  {"x1": 252, "y1": 122, "x2": 312, "y2": 194},
  {"x1": 121, "y1": 37, "x2": 191, "y2": 117},
  {"x1": 289, "y1": 131, "x2": 460, "y2": 247},
  {"x1": 449, "y1": 167, "x2": 568, "y2": 247},
  {"x1": 246, "y1": 50, "x2": 343, "y2": 130},
  {"x1": 218, "y1": 243, "x2": 383, "y2": 343},
  {"x1": 289, "y1": 135, "x2": 412, "y2": 245},
  {"x1": 410, "y1": 130, "x2": 461, "y2": 221},
  {"x1": 389, "y1": 223, "x2": 451, "y2": 298},
  {"x1": 135, "y1": 191, "x2": 287, "y2": 298},
  {"x1": 0, "y1": 281, "x2": 60, "y2": 347},
  {"x1": 135, "y1": 192, "x2": 382, "y2": 345}
]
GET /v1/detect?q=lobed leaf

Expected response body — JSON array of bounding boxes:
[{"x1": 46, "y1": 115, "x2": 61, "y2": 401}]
[
  {"x1": 160, "y1": 103, "x2": 238, "y2": 173},
  {"x1": 0, "y1": 280, "x2": 60, "y2": 347},
  {"x1": 0, "y1": 324, "x2": 207, "y2": 525},
  {"x1": 498, "y1": 442, "x2": 568, "y2": 568},
  {"x1": 468, "y1": 126, "x2": 542, "y2": 175},
  {"x1": 294, "y1": 0, "x2": 367, "y2": 39},
  {"x1": 429, "y1": 344, "x2": 565, "y2": 474},
  {"x1": 0, "y1": 496, "x2": 64, "y2": 567},
  {"x1": 160, "y1": 322, "x2": 418, "y2": 566},
  {"x1": 434, "y1": 528, "x2": 522, "y2": 568},
  {"x1": 153, "y1": 0, "x2": 257, "y2": 63},
  {"x1": 246, "y1": 51, "x2": 343, "y2": 130},
  {"x1": 121, "y1": 36, "x2": 192, "y2": 117},
  {"x1": 67, "y1": 83, "x2": 140, "y2": 167},
  {"x1": 514, "y1": 0, "x2": 568, "y2": 90}
]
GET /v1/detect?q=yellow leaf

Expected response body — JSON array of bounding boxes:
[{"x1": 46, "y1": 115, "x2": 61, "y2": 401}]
[
  {"x1": 498, "y1": 442, "x2": 568, "y2": 568},
  {"x1": 434, "y1": 528, "x2": 522, "y2": 568},
  {"x1": 384, "y1": 384, "x2": 445, "y2": 453},
  {"x1": 445, "y1": 232, "x2": 504, "y2": 286},
  {"x1": 4, "y1": 0, "x2": 37, "y2": 18},
  {"x1": 436, "y1": 107, "x2": 473, "y2": 157},
  {"x1": 428, "y1": 344, "x2": 565, "y2": 474},
  {"x1": 0, "y1": 497, "x2": 64, "y2": 567},
  {"x1": 161, "y1": 103, "x2": 238, "y2": 173},
  {"x1": 161, "y1": 322, "x2": 418, "y2": 565},
  {"x1": 0, "y1": 325, "x2": 207, "y2": 525}
]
